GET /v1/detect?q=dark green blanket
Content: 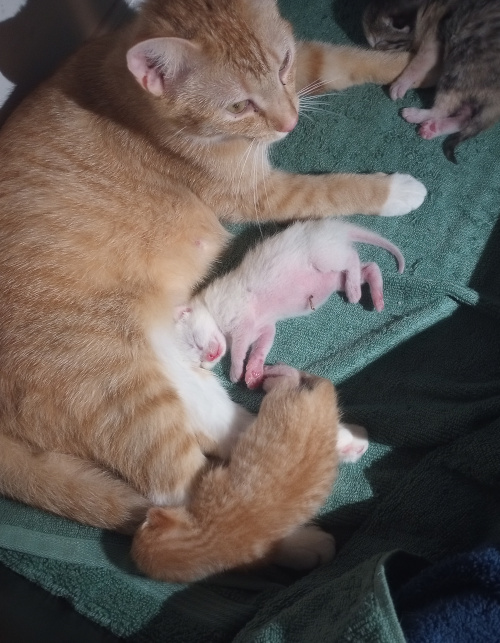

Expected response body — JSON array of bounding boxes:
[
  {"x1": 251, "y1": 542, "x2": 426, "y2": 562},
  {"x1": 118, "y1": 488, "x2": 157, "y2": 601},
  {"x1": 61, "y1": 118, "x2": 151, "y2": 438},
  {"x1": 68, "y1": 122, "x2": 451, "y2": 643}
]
[{"x1": 1, "y1": 0, "x2": 500, "y2": 640}]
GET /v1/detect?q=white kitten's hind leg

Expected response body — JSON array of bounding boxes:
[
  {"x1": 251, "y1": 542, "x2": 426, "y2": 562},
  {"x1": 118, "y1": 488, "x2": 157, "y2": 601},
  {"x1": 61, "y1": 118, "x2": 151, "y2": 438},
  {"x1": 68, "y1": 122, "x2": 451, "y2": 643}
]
[
  {"x1": 244, "y1": 325, "x2": 276, "y2": 389},
  {"x1": 229, "y1": 326, "x2": 255, "y2": 383},
  {"x1": 337, "y1": 423, "x2": 369, "y2": 463},
  {"x1": 272, "y1": 525, "x2": 335, "y2": 570},
  {"x1": 379, "y1": 173, "x2": 427, "y2": 217}
]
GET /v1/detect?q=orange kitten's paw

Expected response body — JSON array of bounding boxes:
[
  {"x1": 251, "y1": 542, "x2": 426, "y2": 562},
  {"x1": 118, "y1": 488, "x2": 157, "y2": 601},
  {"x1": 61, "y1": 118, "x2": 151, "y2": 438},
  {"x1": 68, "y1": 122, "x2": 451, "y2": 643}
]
[
  {"x1": 337, "y1": 423, "x2": 369, "y2": 463},
  {"x1": 261, "y1": 363, "x2": 301, "y2": 392},
  {"x1": 380, "y1": 174, "x2": 427, "y2": 217},
  {"x1": 273, "y1": 525, "x2": 335, "y2": 570}
]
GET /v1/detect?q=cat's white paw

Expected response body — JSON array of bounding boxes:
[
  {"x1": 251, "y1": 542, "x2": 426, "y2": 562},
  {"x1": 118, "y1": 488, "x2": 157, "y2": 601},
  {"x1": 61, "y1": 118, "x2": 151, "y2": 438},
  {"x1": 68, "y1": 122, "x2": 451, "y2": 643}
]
[
  {"x1": 272, "y1": 525, "x2": 335, "y2": 570},
  {"x1": 337, "y1": 423, "x2": 369, "y2": 463},
  {"x1": 380, "y1": 173, "x2": 427, "y2": 217}
]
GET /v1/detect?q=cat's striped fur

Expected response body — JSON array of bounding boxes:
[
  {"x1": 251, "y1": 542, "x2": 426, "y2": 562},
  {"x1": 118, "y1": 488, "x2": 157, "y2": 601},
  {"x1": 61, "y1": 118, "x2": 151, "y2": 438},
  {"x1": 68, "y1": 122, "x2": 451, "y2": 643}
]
[{"x1": 0, "y1": 0, "x2": 423, "y2": 579}]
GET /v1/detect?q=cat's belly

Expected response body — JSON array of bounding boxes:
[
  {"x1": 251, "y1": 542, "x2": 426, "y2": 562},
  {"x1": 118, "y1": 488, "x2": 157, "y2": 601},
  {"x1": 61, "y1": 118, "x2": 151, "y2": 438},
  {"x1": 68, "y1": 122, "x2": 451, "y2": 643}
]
[{"x1": 149, "y1": 325, "x2": 254, "y2": 451}]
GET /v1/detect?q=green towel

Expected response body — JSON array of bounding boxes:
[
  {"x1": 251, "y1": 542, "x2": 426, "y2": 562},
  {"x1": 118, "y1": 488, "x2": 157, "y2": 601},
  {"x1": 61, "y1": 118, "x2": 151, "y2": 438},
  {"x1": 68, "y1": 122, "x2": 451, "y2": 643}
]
[{"x1": 1, "y1": 0, "x2": 500, "y2": 640}]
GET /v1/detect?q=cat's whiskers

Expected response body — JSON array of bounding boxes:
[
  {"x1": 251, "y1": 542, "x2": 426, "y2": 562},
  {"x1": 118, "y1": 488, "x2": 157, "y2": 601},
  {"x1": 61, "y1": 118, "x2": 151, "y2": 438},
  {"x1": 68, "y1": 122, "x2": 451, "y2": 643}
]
[
  {"x1": 296, "y1": 78, "x2": 324, "y2": 96},
  {"x1": 297, "y1": 79, "x2": 331, "y2": 97},
  {"x1": 297, "y1": 76, "x2": 341, "y2": 97},
  {"x1": 299, "y1": 96, "x2": 338, "y2": 121},
  {"x1": 298, "y1": 111, "x2": 315, "y2": 123},
  {"x1": 300, "y1": 105, "x2": 336, "y2": 115},
  {"x1": 259, "y1": 143, "x2": 271, "y2": 221},
  {"x1": 163, "y1": 125, "x2": 188, "y2": 148},
  {"x1": 251, "y1": 141, "x2": 263, "y2": 237},
  {"x1": 298, "y1": 96, "x2": 333, "y2": 105},
  {"x1": 234, "y1": 138, "x2": 256, "y2": 202}
]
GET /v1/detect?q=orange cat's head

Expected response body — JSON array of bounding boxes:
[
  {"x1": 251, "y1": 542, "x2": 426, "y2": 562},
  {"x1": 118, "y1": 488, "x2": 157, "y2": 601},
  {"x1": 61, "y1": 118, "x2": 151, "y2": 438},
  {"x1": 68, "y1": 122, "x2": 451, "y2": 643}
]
[{"x1": 126, "y1": 0, "x2": 298, "y2": 143}]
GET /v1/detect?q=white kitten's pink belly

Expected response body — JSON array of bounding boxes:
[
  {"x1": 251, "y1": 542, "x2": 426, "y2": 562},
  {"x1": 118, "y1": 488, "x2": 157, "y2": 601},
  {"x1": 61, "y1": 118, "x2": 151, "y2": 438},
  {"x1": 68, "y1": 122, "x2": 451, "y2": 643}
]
[{"x1": 257, "y1": 269, "x2": 342, "y2": 320}]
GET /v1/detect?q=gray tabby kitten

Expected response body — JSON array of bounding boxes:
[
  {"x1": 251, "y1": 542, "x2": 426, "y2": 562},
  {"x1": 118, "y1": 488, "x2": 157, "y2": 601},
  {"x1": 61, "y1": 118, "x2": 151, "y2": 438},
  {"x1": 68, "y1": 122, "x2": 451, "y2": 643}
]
[
  {"x1": 362, "y1": 0, "x2": 425, "y2": 50},
  {"x1": 367, "y1": 0, "x2": 500, "y2": 162}
]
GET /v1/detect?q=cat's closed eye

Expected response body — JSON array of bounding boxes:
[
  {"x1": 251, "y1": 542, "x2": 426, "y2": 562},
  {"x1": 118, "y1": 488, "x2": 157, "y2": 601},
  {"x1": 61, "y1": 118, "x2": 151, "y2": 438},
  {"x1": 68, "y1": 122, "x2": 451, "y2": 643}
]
[
  {"x1": 279, "y1": 50, "x2": 292, "y2": 84},
  {"x1": 280, "y1": 50, "x2": 291, "y2": 72}
]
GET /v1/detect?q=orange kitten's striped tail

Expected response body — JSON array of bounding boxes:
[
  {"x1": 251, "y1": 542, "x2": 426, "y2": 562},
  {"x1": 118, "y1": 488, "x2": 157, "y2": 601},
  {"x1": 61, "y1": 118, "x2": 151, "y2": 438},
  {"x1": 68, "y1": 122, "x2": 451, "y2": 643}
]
[
  {"x1": 0, "y1": 433, "x2": 150, "y2": 534},
  {"x1": 132, "y1": 365, "x2": 339, "y2": 582}
]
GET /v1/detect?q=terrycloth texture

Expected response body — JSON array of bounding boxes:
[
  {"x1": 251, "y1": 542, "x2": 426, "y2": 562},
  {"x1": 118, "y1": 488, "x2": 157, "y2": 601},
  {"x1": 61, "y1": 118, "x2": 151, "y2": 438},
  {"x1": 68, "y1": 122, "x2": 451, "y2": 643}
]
[
  {"x1": 396, "y1": 546, "x2": 500, "y2": 642},
  {"x1": 1, "y1": 0, "x2": 500, "y2": 640}
]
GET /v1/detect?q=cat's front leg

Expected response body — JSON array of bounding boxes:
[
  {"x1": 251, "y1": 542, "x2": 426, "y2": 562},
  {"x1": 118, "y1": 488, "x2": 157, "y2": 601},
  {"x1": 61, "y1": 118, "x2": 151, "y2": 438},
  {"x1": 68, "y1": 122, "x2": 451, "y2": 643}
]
[
  {"x1": 390, "y1": 37, "x2": 441, "y2": 100},
  {"x1": 233, "y1": 170, "x2": 426, "y2": 221},
  {"x1": 295, "y1": 41, "x2": 411, "y2": 95}
]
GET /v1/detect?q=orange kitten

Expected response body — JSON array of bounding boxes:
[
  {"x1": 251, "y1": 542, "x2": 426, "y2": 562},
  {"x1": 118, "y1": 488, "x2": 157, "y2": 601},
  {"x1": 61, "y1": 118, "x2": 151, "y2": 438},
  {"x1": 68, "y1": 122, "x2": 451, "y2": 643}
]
[
  {"x1": 0, "y1": 0, "x2": 421, "y2": 574},
  {"x1": 132, "y1": 364, "x2": 339, "y2": 582}
]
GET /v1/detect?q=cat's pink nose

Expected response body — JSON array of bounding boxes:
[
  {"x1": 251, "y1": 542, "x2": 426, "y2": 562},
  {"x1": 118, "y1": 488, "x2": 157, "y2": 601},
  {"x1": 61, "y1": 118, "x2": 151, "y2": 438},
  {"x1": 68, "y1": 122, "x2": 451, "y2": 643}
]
[
  {"x1": 276, "y1": 114, "x2": 298, "y2": 133},
  {"x1": 205, "y1": 345, "x2": 222, "y2": 362}
]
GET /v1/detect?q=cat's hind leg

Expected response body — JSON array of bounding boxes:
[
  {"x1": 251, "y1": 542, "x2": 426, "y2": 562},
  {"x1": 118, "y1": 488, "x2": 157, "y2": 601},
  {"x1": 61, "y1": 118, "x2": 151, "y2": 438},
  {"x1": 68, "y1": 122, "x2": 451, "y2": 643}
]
[
  {"x1": 361, "y1": 261, "x2": 384, "y2": 312},
  {"x1": 229, "y1": 324, "x2": 256, "y2": 383},
  {"x1": 244, "y1": 325, "x2": 276, "y2": 389},
  {"x1": 402, "y1": 106, "x2": 464, "y2": 138},
  {"x1": 0, "y1": 433, "x2": 150, "y2": 533},
  {"x1": 343, "y1": 251, "x2": 363, "y2": 305},
  {"x1": 402, "y1": 96, "x2": 473, "y2": 142}
]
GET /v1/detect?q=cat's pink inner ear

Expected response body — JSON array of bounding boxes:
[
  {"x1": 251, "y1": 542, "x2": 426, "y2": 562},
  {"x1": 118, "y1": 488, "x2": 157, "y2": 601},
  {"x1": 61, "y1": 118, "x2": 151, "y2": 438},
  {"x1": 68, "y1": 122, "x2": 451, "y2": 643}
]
[
  {"x1": 145, "y1": 507, "x2": 191, "y2": 530},
  {"x1": 126, "y1": 37, "x2": 200, "y2": 97},
  {"x1": 174, "y1": 305, "x2": 192, "y2": 321}
]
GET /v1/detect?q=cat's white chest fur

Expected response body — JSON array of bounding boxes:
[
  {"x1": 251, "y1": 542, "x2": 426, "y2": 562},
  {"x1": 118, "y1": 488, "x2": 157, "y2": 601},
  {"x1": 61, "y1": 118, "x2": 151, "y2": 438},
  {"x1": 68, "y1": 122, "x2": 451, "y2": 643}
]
[{"x1": 149, "y1": 325, "x2": 254, "y2": 457}]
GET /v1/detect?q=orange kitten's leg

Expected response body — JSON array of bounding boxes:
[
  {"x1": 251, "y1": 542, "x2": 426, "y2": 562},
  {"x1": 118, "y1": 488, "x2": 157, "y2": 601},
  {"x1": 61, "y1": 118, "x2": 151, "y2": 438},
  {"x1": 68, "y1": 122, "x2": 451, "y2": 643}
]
[
  {"x1": 0, "y1": 433, "x2": 150, "y2": 533},
  {"x1": 295, "y1": 42, "x2": 411, "y2": 94},
  {"x1": 232, "y1": 170, "x2": 426, "y2": 221}
]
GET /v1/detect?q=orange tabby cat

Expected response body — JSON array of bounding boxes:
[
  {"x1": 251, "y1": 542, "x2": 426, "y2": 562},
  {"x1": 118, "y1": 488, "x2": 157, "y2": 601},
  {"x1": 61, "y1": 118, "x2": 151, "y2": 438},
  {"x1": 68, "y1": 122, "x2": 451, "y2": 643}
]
[
  {"x1": 0, "y1": 0, "x2": 423, "y2": 575},
  {"x1": 132, "y1": 364, "x2": 339, "y2": 582}
]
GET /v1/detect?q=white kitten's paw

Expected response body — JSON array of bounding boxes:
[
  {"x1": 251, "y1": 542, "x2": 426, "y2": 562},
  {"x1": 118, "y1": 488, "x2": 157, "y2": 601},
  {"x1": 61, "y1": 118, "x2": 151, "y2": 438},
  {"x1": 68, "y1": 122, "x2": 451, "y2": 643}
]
[
  {"x1": 245, "y1": 358, "x2": 265, "y2": 390},
  {"x1": 337, "y1": 423, "x2": 369, "y2": 463},
  {"x1": 380, "y1": 173, "x2": 427, "y2": 217},
  {"x1": 273, "y1": 525, "x2": 335, "y2": 570}
]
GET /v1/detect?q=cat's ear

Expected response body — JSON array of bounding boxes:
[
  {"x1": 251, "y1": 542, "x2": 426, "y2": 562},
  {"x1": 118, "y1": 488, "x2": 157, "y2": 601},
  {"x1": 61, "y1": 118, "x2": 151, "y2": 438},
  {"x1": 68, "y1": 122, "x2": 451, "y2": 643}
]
[
  {"x1": 126, "y1": 37, "x2": 201, "y2": 97},
  {"x1": 143, "y1": 506, "x2": 192, "y2": 531},
  {"x1": 174, "y1": 305, "x2": 192, "y2": 321}
]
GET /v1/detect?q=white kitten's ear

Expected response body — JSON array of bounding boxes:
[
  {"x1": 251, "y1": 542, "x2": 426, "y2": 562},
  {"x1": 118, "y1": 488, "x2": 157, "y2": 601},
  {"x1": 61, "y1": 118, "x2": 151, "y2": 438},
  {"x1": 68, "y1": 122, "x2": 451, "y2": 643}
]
[
  {"x1": 126, "y1": 37, "x2": 201, "y2": 96},
  {"x1": 174, "y1": 305, "x2": 192, "y2": 321}
]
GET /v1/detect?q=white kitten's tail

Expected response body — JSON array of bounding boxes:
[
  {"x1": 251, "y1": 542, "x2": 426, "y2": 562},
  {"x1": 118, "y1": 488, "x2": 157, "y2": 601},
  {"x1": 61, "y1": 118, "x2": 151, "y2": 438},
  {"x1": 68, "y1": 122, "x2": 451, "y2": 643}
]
[
  {"x1": 346, "y1": 224, "x2": 405, "y2": 273},
  {"x1": 0, "y1": 433, "x2": 150, "y2": 533}
]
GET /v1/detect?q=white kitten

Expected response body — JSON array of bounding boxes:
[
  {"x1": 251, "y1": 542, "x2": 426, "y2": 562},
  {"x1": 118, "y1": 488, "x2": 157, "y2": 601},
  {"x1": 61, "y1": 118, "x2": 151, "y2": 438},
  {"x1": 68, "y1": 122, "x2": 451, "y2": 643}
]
[{"x1": 178, "y1": 219, "x2": 403, "y2": 389}]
